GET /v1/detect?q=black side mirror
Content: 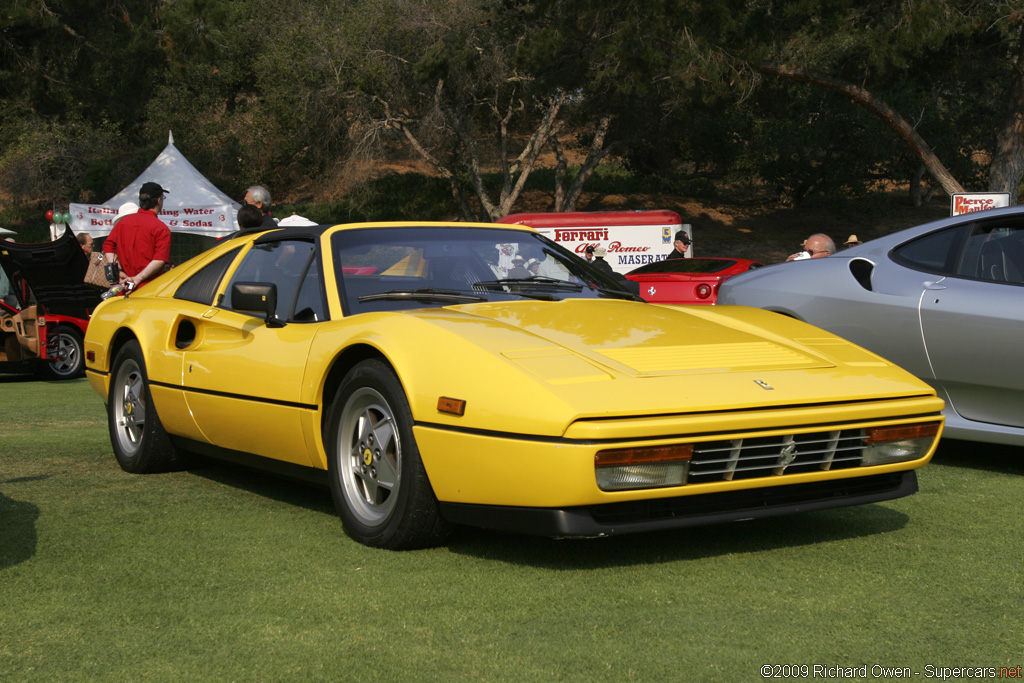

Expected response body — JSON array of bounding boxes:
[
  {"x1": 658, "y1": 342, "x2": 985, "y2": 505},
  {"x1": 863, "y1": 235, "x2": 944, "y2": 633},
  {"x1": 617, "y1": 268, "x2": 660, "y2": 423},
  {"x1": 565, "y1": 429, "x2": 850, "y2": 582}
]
[{"x1": 231, "y1": 281, "x2": 284, "y2": 328}]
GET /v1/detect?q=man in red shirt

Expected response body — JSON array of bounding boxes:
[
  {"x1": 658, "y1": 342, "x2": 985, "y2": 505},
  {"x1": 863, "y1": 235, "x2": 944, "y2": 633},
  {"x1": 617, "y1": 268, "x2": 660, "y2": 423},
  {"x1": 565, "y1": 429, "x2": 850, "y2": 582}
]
[{"x1": 103, "y1": 182, "x2": 172, "y2": 289}]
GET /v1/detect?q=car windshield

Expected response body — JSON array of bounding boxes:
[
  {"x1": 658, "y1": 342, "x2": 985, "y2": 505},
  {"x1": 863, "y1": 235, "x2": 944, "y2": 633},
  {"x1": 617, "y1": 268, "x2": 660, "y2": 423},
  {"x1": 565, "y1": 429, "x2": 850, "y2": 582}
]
[
  {"x1": 331, "y1": 226, "x2": 637, "y2": 314},
  {"x1": 628, "y1": 259, "x2": 738, "y2": 275}
]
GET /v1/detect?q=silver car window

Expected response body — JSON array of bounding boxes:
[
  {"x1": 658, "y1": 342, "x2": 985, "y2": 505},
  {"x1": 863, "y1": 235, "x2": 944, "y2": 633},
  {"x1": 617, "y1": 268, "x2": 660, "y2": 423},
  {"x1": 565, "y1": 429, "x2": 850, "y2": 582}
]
[{"x1": 958, "y1": 225, "x2": 1024, "y2": 284}]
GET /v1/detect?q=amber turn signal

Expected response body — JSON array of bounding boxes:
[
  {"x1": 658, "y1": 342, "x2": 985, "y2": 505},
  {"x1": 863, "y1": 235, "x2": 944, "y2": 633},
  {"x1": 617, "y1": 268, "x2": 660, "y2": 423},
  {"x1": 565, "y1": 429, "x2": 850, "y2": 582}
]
[
  {"x1": 866, "y1": 422, "x2": 940, "y2": 444},
  {"x1": 595, "y1": 443, "x2": 693, "y2": 468},
  {"x1": 437, "y1": 396, "x2": 466, "y2": 416}
]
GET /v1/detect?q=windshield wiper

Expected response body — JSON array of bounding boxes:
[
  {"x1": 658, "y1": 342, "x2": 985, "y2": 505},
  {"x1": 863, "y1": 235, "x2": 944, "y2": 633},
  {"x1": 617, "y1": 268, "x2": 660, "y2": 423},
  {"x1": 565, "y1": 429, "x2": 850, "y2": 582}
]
[
  {"x1": 586, "y1": 283, "x2": 644, "y2": 302},
  {"x1": 357, "y1": 288, "x2": 488, "y2": 304},
  {"x1": 473, "y1": 277, "x2": 583, "y2": 291}
]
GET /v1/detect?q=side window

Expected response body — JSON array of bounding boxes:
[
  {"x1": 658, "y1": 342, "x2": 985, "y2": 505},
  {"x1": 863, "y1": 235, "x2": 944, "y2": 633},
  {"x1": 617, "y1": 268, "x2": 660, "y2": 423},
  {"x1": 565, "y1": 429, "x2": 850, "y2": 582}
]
[
  {"x1": 890, "y1": 226, "x2": 962, "y2": 275},
  {"x1": 290, "y1": 262, "x2": 326, "y2": 322},
  {"x1": 174, "y1": 247, "x2": 242, "y2": 305},
  {"x1": 222, "y1": 240, "x2": 321, "y2": 321},
  {"x1": 956, "y1": 224, "x2": 1024, "y2": 284}
]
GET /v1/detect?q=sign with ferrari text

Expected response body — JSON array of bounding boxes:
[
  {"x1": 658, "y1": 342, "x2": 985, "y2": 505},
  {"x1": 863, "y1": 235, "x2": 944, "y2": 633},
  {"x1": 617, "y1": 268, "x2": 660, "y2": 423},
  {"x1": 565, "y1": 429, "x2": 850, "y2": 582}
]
[{"x1": 498, "y1": 211, "x2": 687, "y2": 275}]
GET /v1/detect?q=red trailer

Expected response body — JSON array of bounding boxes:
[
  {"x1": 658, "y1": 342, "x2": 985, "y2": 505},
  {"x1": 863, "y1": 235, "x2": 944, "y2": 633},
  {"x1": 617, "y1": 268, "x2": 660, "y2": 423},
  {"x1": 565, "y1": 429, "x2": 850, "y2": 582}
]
[{"x1": 497, "y1": 210, "x2": 689, "y2": 274}]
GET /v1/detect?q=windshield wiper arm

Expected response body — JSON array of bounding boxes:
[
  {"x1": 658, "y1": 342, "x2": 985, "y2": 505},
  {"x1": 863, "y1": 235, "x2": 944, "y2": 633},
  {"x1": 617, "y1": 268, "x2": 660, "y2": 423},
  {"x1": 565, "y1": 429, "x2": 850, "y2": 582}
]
[
  {"x1": 587, "y1": 283, "x2": 644, "y2": 301},
  {"x1": 473, "y1": 277, "x2": 583, "y2": 291},
  {"x1": 357, "y1": 288, "x2": 487, "y2": 304}
]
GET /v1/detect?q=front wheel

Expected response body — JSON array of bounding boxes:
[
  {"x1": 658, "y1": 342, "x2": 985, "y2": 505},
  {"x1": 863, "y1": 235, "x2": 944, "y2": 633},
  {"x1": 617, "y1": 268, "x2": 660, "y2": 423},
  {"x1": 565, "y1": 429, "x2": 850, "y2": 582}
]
[
  {"x1": 326, "y1": 359, "x2": 451, "y2": 549},
  {"x1": 108, "y1": 340, "x2": 183, "y2": 473},
  {"x1": 39, "y1": 325, "x2": 84, "y2": 380}
]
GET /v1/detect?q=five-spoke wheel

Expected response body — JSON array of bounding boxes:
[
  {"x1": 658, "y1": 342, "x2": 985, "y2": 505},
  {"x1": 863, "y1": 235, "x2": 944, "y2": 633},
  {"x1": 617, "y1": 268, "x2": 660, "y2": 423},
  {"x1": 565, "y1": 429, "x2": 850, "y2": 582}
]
[
  {"x1": 107, "y1": 340, "x2": 181, "y2": 473},
  {"x1": 327, "y1": 359, "x2": 451, "y2": 549},
  {"x1": 40, "y1": 325, "x2": 84, "y2": 380}
]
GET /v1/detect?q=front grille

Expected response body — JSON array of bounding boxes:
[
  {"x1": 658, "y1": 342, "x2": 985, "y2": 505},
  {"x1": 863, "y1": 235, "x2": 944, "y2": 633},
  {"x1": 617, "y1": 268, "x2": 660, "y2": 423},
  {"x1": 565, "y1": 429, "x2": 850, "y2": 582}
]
[{"x1": 688, "y1": 429, "x2": 866, "y2": 483}]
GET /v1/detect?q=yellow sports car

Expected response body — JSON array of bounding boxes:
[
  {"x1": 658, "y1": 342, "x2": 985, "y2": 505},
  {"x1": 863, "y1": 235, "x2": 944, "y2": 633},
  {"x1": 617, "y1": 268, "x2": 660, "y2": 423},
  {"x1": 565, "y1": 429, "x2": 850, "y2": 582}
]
[{"x1": 84, "y1": 221, "x2": 945, "y2": 549}]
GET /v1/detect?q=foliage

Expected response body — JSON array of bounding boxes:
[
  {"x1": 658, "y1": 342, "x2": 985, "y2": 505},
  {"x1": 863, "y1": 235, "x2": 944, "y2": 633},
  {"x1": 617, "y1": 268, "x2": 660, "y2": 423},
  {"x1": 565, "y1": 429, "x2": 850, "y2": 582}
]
[
  {"x1": 679, "y1": 0, "x2": 1022, "y2": 202},
  {"x1": 279, "y1": 173, "x2": 458, "y2": 224},
  {"x1": 1, "y1": 0, "x2": 1023, "y2": 223},
  {"x1": 0, "y1": 116, "x2": 133, "y2": 232}
]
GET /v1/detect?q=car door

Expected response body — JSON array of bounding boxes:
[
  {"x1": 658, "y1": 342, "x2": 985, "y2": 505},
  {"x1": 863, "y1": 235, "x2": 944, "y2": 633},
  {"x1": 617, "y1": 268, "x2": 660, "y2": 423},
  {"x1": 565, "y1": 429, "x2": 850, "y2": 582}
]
[
  {"x1": 180, "y1": 236, "x2": 328, "y2": 466},
  {"x1": 918, "y1": 221, "x2": 1024, "y2": 428}
]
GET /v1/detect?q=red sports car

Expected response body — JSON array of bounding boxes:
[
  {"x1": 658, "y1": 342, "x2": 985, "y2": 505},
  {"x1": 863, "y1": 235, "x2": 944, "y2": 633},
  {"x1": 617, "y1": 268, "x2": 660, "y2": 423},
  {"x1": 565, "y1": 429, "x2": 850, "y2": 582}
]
[
  {"x1": 1, "y1": 228, "x2": 101, "y2": 379},
  {"x1": 625, "y1": 257, "x2": 763, "y2": 305}
]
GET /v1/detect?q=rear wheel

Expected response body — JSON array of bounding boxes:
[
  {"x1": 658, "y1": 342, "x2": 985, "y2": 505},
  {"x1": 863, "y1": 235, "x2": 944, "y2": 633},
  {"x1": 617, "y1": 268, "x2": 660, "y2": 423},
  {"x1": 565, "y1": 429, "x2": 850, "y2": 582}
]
[
  {"x1": 108, "y1": 340, "x2": 183, "y2": 473},
  {"x1": 326, "y1": 359, "x2": 451, "y2": 549},
  {"x1": 39, "y1": 325, "x2": 84, "y2": 380}
]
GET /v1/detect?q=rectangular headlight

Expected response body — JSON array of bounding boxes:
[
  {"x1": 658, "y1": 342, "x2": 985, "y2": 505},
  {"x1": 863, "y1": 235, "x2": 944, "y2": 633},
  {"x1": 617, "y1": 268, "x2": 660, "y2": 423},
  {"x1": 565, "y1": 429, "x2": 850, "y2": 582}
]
[
  {"x1": 861, "y1": 422, "x2": 941, "y2": 466},
  {"x1": 595, "y1": 444, "x2": 693, "y2": 491}
]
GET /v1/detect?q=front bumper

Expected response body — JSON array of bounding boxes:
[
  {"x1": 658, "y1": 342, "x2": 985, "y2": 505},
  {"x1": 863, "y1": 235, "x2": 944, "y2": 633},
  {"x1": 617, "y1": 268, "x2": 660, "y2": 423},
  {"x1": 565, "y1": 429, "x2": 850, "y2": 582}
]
[
  {"x1": 440, "y1": 470, "x2": 916, "y2": 537},
  {"x1": 414, "y1": 395, "x2": 943, "y2": 509}
]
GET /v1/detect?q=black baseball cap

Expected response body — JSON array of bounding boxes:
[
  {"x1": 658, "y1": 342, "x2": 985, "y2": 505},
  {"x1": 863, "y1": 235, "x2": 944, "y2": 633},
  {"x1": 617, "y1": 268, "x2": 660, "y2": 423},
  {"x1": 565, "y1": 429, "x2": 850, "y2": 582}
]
[{"x1": 139, "y1": 182, "x2": 169, "y2": 201}]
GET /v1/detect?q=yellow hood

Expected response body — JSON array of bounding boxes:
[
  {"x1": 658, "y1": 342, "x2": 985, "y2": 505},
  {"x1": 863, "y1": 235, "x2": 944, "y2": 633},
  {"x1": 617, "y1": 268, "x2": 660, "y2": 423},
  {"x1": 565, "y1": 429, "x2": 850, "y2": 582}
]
[{"x1": 342, "y1": 299, "x2": 937, "y2": 438}]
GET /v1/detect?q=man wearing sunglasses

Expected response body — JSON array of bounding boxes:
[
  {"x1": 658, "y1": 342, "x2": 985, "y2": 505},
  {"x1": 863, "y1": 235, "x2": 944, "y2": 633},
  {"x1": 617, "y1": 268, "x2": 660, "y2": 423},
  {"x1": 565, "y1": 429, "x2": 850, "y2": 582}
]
[{"x1": 787, "y1": 233, "x2": 835, "y2": 262}]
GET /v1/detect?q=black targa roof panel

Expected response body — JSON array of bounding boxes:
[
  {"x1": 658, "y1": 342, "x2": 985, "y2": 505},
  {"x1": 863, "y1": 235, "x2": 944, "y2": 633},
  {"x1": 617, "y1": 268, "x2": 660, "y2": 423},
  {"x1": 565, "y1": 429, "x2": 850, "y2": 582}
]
[{"x1": 0, "y1": 228, "x2": 102, "y2": 317}]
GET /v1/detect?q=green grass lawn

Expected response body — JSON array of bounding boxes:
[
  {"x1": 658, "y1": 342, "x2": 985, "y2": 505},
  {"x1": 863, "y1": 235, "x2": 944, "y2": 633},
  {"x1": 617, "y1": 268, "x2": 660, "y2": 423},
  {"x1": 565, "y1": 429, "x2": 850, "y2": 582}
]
[{"x1": 1, "y1": 377, "x2": 1021, "y2": 681}]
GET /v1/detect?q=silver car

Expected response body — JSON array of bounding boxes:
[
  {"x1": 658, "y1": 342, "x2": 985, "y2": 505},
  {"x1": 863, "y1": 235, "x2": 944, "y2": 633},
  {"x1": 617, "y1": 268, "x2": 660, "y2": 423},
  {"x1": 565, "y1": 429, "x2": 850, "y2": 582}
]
[{"x1": 718, "y1": 206, "x2": 1024, "y2": 446}]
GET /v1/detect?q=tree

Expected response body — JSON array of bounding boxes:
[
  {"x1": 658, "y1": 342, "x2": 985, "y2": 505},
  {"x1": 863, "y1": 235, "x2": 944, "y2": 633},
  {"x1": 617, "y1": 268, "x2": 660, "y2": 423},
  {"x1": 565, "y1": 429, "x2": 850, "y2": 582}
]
[
  {"x1": 342, "y1": 0, "x2": 608, "y2": 220},
  {"x1": 693, "y1": 0, "x2": 1024, "y2": 202},
  {"x1": 0, "y1": 0, "x2": 166, "y2": 133},
  {"x1": 253, "y1": 0, "x2": 629, "y2": 220}
]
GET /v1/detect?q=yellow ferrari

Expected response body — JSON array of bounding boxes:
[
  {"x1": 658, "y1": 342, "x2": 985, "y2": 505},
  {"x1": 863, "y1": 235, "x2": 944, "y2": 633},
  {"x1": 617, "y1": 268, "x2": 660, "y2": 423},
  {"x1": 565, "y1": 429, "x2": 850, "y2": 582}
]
[{"x1": 84, "y1": 221, "x2": 945, "y2": 549}]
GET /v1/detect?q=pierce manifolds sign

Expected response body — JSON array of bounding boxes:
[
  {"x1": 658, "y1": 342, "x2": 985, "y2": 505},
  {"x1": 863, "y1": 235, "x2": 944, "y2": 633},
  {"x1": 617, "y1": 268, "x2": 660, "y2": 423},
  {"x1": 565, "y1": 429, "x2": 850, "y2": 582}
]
[{"x1": 951, "y1": 193, "x2": 1010, "y2": 216}]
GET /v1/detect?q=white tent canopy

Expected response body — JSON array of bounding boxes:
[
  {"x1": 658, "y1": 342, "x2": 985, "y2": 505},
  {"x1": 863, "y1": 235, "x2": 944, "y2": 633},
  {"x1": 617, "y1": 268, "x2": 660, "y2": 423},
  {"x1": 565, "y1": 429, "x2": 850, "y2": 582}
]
[{"x1": 69, "y1": 132, "x2": 240, "y2": 238}]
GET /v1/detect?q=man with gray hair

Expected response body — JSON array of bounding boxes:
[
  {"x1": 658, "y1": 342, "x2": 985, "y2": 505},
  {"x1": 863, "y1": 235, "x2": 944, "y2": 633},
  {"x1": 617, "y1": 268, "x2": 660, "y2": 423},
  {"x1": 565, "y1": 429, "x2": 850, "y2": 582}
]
[
  {"x1": 786, "y1": 233, "x2": 836, "y2": 261},
  {"x1": 243, "y1": 185, "x2": 277, "y2": 227}
]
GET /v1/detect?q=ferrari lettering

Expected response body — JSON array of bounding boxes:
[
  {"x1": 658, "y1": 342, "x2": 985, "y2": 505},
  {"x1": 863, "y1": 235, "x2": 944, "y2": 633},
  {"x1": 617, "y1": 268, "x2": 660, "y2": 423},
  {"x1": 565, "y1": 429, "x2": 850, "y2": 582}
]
[{"x1": 554, "y1": 229, "x2": 609, "y2": 241}]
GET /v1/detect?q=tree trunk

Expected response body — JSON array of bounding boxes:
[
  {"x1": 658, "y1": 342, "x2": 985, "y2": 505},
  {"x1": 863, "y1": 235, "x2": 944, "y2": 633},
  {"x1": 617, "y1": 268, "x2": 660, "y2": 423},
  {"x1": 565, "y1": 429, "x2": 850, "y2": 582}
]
[
  {"x1": 910, "y1": 164, "x2": 926, "y2": 207},
  {"x1": 557, "y1": 115, "x2": 615, "y2": 212},
  {"x1": 755, "y1": 63, "x2": 966, "y2": 197},
  {"x1": 988, "y1": 24, "x2": 1024, "y2": 205}
]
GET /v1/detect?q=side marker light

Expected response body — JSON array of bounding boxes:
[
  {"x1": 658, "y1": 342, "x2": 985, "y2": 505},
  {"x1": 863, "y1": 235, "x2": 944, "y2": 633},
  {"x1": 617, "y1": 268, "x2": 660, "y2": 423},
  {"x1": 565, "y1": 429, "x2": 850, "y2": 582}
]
[{"x1": 437, "y1": 397, "x2": 466, "y2": 416}]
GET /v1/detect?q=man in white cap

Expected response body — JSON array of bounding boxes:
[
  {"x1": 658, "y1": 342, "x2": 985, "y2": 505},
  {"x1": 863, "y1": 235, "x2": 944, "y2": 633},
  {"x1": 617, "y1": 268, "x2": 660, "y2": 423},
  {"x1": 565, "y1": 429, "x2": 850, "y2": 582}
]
[
  {"x1": 507, "y1": 255, "x2": 530, "y2": 278},
  {"x1": 103, "y1": 183, "x2": 171, "y2": 289},
  {"x1": 591, "y1": 246, "x2": 614, "y2": 275}
]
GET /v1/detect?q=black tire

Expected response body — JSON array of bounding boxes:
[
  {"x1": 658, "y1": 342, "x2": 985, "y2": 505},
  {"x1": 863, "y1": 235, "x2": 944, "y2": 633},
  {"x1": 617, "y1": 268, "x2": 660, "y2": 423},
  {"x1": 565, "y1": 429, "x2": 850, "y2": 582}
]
[
  {"x1": 39, "y1": 325, "x2": 84, "y2": 380},
  {"x1": 107, "y1": 340, "x2": 183, "y2": 473},
  {"x1": 326, "y1": 359, "x2": 452, "y2": 549}
]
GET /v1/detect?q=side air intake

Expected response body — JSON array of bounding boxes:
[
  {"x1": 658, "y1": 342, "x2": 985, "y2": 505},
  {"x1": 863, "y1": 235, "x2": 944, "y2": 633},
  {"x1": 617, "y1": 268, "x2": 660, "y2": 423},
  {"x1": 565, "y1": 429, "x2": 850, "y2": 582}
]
[{"x1": 849, "y1": 258, "x2": 875, "y2": 291}]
